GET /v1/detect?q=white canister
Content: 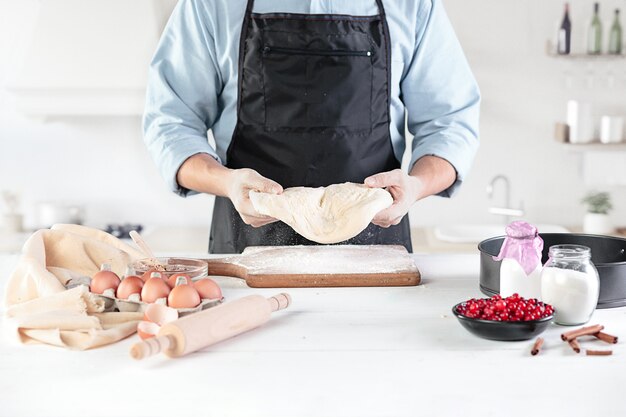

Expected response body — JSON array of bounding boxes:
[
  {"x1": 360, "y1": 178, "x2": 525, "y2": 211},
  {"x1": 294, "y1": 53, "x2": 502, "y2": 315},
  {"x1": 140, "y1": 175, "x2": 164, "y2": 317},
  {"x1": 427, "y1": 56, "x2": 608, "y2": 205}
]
[
  {"x1": 36, "y1": 202, "x2": 84, "y2": 228},
  {"x1": 1, "y1": 213, "x2": 23, "y2": 233},
  {"x1": 567, "y1": 100, "x2": 595, "y2": 144},
  {"x1": 600, "y1": 116, "x2": 624, "y2": 144},
  {"x1": 541, "y1": 245, "x2": 599, "y2": 326}
]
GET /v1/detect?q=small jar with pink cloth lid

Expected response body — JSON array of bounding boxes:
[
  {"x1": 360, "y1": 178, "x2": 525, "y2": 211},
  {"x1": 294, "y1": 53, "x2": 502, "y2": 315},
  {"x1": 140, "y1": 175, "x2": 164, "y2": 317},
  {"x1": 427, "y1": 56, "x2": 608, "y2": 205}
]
[{"x1": 494, "y1": 221, "x2": 544, "y2": 300}]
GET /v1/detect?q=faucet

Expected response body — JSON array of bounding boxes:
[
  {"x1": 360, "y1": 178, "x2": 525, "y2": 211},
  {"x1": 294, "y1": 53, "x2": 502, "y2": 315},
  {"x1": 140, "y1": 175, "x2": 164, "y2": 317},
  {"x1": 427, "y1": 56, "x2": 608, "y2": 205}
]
[{"x1": 487, "y1": 175, "x2": 524, "y2": 224}]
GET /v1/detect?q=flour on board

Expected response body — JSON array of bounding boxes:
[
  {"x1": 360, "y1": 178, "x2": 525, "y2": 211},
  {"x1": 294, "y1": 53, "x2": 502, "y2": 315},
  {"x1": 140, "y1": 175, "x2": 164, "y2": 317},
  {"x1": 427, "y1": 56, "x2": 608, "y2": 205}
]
[{"x1": 233, "y1": 245, "x2": 417, "y2": 275}]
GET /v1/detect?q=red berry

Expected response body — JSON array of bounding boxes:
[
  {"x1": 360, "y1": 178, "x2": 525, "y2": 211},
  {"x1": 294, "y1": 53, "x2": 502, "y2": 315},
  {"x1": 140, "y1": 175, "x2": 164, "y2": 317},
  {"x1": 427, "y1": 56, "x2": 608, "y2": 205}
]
[{"x1": 457, "y1": 295, "x2": 554, "y2": 322}]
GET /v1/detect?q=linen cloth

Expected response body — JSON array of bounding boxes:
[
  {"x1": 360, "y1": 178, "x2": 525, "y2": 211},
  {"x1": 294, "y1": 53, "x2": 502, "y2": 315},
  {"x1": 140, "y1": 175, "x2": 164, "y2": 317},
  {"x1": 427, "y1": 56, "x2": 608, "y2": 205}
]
[{"x1": 3, "y1": 224, "x2": 145, "y2": 350}]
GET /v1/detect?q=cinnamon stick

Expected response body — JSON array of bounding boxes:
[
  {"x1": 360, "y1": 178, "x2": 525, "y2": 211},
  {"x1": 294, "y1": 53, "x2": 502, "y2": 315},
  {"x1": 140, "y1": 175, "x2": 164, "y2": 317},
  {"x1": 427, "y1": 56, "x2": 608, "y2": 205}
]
[
  {"x1": 594, "y1": 332, "x2": 618, "y2": 344},
  {"x1": 568, "y1": 338, "x2": 581, "y2": 353},
  {"x1": 531, "y1": 337, "x2": 544, "y2": 356},
  {"x1": 586, "y1": 349, "x2": 613, "y2": 356},
  {"x1": 561, "y1": 324, "x2": 604, "y2": 341}
]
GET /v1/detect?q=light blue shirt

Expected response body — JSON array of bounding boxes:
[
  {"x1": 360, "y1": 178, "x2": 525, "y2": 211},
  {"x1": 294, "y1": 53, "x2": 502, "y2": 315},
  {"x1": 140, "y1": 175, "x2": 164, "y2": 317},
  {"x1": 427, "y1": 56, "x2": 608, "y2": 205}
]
[{"x1": 143, "y1": 0, "x2": 480, "y2": 197}]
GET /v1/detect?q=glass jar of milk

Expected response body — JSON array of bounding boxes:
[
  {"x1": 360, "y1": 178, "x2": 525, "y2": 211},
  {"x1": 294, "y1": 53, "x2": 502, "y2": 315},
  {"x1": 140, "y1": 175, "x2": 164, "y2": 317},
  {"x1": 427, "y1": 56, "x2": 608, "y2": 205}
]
[
  {"x1": 495, "y1": 221, "x2": 544, "y2": 299},
  {"x1": 541, "y1": 245, "x2": 599, "y2": 326}
]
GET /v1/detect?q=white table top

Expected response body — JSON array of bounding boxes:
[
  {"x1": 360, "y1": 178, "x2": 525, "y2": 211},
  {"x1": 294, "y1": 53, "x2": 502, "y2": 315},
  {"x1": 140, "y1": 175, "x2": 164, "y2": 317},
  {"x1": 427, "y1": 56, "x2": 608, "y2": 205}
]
[{"x1": 1, "y1": 252, "x2": 625, "y2": 417}]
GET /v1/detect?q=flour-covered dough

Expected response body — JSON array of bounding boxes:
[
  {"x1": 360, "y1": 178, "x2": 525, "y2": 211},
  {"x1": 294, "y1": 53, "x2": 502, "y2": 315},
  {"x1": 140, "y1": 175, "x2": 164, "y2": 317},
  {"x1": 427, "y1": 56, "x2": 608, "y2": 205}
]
[{"x1": 249, "y1": 182, "x2": 393, "y2": 244}]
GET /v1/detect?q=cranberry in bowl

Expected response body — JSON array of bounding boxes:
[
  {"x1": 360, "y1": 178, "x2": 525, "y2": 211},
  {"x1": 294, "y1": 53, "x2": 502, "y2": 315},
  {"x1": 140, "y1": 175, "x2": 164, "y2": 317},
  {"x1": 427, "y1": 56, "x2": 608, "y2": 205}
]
[{"x1": 453, "y1": 294, "x2": 554, "y2": 341}]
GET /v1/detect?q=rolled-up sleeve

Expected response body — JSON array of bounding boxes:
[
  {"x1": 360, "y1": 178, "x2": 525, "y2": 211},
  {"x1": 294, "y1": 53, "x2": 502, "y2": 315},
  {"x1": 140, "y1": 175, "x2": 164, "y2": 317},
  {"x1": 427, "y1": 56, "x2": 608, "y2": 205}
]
[
  {"x1": 142, "y1": 0, "x2": 223, "y2": 197},
  {"x1": 402, "y1": 0, "x2": 480, "y2": 197}
]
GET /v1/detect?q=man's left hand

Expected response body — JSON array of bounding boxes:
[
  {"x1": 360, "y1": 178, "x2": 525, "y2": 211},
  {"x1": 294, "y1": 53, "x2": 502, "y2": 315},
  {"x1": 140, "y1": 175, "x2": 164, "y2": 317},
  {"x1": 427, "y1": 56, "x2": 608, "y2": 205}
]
[{"x1": 364, "y1": 169, "x2": 424, "y2": 228}]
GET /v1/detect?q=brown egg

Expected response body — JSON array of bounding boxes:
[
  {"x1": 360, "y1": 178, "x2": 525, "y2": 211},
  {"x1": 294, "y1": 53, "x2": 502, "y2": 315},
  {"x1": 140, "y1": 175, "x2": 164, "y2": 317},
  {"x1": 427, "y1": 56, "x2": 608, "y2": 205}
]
[
  {"x1": 194, "y1": 278, "x2": 223, "y2": 300},
  {"x1": 90, "y1": 264, "x2": 121, "y2": 294},
  {"x1": 116, "y1": 276, "x2": 144, "y2": 300},
  {"x1": 141, "y1": 272, "x2": 171, "y2": 303},
  {"x1": 141, "y1": 268, "x2": 158, "y2": 282},
  {"x1": 166, "y1": 273, "x2": 191, "y2": 289},
  {"x1": 168, "y1": 276, "x2": 201, "y2": 309}
]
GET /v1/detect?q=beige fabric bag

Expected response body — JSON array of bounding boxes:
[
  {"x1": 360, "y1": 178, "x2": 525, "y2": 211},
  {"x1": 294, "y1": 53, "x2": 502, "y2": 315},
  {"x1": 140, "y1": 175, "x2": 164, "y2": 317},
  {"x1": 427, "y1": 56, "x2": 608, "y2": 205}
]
[{"x1": 3, "y1": 224, "x2": 145, "y2": 350}]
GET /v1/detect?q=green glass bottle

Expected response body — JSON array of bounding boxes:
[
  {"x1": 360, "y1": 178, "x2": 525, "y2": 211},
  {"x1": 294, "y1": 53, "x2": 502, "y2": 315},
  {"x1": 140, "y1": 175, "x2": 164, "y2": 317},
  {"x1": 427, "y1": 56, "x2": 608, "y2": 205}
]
[
  {"x1": 608, "y1": 9, "x2": 623, "y2": 54},
  {"x1": 587, "y1": 2, "x2": 602, "y2": 54}
]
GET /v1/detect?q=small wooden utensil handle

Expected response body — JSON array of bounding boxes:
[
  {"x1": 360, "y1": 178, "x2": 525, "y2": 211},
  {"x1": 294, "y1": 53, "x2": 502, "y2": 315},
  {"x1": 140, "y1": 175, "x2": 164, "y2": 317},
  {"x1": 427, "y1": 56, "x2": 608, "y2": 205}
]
[
  {"x1": 268, "y1": 293, "x2": 291, "y2": 311},
  {"x1": 130, "y1": 335, "x2": 175, "y2": 361},
  {"x1": 129, "y1": 230, "x2": 163, "y2": 269},
  {"x1": 204, "y1": 257, "x2": 248, "y2": 279}
]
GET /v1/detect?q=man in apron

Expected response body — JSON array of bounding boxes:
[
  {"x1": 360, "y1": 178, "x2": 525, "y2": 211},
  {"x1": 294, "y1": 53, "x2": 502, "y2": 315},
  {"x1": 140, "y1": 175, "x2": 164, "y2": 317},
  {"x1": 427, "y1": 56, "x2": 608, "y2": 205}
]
[{"x1": 143, "y1": 0, "x2": 480, "y2": 254}]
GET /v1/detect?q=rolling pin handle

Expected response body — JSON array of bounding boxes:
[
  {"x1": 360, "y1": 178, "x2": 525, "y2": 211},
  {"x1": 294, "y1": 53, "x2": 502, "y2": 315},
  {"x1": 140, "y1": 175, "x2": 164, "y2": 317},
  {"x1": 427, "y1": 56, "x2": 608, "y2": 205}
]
[
  {"x1": 268, "y1": 293, "x2": 291, "y2": 312},
  {"x1": 130, "y1": 335, "x2": 175, "y2": 360}
]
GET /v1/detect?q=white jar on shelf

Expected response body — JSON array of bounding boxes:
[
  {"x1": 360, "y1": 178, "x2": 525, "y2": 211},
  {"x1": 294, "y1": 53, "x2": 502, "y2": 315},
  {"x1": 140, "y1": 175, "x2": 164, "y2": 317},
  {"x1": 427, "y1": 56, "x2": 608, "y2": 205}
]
[{"x1": 567, "y1": 100, "x2": 594, "y2": 144}]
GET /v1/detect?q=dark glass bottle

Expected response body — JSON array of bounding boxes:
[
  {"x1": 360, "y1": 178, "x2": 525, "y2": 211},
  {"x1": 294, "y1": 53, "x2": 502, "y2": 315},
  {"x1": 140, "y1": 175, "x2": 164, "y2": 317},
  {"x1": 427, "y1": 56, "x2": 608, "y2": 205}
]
[{"x1": 558, "y1": 3, "x2": 572, "y2": 54}]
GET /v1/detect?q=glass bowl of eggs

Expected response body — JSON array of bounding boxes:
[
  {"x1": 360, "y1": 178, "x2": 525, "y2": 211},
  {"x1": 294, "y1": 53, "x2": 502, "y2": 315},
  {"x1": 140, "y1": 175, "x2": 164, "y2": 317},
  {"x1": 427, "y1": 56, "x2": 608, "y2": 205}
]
[{"x1": 130, "y1": 257, "x2": 209, "y2": 282}]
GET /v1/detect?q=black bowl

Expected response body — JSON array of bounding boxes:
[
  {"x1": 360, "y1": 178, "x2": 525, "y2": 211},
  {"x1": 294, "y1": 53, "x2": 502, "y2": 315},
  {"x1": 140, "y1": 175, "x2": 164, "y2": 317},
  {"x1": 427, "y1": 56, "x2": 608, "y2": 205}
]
[
  {"x1": 452, "y1": 303, "x2": 552, "y2": 341},
  {"x1": 479, "y1": 233, "x2": 626, "y2": 309}
]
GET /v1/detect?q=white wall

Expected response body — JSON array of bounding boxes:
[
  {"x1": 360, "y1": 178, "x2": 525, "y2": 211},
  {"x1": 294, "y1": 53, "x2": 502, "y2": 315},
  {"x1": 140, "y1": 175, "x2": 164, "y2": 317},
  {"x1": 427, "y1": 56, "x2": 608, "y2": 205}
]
[
  {"x1": 0, "y1": 0, "x2": 215, "y2": 230},
  {"x1": 412, "y1": 0, "x2": 626, "y2": 227},
  {"x1": 0, "y1": 0, "x2": 625, "y2": 234}
]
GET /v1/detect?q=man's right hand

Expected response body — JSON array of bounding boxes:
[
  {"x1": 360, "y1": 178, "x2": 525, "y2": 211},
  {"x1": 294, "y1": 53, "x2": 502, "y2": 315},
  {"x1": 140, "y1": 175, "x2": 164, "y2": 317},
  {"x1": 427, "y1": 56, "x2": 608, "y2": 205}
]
[
  {"x1": 225, "y1": 168, "x2": 283, "y2": 227},
  {"x1": 177, "y1": 154, "x2": 283, "y2": 228}
]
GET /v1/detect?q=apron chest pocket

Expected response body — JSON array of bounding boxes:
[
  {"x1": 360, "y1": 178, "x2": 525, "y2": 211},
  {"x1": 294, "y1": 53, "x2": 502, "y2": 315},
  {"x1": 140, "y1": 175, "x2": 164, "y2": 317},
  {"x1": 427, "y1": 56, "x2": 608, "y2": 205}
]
[{"x1": 261, "y1": 45, "x2": 373, "y2": 132}]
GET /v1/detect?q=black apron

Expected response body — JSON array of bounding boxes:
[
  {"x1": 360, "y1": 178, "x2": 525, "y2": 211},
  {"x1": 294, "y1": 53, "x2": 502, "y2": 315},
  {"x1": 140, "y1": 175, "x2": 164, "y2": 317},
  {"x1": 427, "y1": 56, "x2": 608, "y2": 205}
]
[{"x1": 209, "y1": 0, "x2": 412, "y2": 254}]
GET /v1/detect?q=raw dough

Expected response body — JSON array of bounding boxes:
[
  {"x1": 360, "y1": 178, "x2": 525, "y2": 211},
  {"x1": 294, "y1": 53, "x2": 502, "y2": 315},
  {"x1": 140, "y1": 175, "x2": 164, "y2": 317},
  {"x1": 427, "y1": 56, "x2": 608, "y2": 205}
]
[{"x1": 249, "y1": 182, "x2": 393, "y2": 244}]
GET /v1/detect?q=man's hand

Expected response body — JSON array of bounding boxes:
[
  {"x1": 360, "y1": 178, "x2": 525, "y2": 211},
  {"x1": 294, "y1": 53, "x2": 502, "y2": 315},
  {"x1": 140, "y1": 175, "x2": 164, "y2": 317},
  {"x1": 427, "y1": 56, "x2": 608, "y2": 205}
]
[
  {"x1": 176, "y1": 154, "x2": 282, "y2": 228},
  {"x1": 364, "y1": 156, "x2": 457, "y2": 228},
  {"x1": 226, "y1": 168, "x2": 283, "y2": 227},
  {"x1": 364, "y1": 169, "x2": 424, "y2": 228}
]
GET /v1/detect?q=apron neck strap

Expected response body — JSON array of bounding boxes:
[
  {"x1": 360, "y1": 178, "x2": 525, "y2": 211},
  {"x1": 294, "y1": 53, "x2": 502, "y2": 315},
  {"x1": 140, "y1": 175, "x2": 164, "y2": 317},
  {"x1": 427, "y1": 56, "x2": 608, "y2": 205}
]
[
  {"x1": 244, "y1": 0, "x2": 255, "y2": 18},
  {"x1": 374, "y1": 0, "x2": 386, "y2": 17},
  {"x1": 244, "y1": 0, "x2": 387, "y2": 18}
]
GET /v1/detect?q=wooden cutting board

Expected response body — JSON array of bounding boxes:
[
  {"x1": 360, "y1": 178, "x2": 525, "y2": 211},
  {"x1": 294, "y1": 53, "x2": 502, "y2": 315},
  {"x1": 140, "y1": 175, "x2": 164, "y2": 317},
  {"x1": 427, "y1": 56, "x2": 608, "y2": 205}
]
[{"x1": 203, "y1": 245, "x2": 421, "y2": 288}]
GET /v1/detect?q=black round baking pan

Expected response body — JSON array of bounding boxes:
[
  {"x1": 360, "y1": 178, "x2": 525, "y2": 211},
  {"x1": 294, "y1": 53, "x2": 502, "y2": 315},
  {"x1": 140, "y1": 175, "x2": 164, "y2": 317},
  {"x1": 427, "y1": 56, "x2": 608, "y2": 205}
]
[{"x1": 478, "y1": 233, "x2": 626, "y2": 309}]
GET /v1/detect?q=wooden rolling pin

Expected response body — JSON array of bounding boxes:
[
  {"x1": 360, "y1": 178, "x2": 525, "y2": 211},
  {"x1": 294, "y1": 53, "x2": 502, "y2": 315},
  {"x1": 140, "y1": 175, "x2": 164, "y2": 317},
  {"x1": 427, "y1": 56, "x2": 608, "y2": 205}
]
[{"x1": 130, "y1": 293, "x2": 291, "y2": 360}]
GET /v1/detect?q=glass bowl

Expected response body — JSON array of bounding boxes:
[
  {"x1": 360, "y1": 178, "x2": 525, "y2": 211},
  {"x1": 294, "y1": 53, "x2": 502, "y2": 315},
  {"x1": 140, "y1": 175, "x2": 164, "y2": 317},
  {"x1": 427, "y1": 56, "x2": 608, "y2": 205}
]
[{"x1": 130, "y1": 257, "x2": 208, "y2": 281}]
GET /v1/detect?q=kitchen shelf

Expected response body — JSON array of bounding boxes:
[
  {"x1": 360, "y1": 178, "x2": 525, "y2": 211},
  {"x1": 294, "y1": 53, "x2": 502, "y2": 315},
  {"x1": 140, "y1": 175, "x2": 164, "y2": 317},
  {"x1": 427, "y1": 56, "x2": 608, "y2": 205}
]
[
  {"x1": 559, "y1": 142, "x2": 626, "y2": 152},
  {"x1": 547, "y1": 52, "x2": 625, "y2": 61}
]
